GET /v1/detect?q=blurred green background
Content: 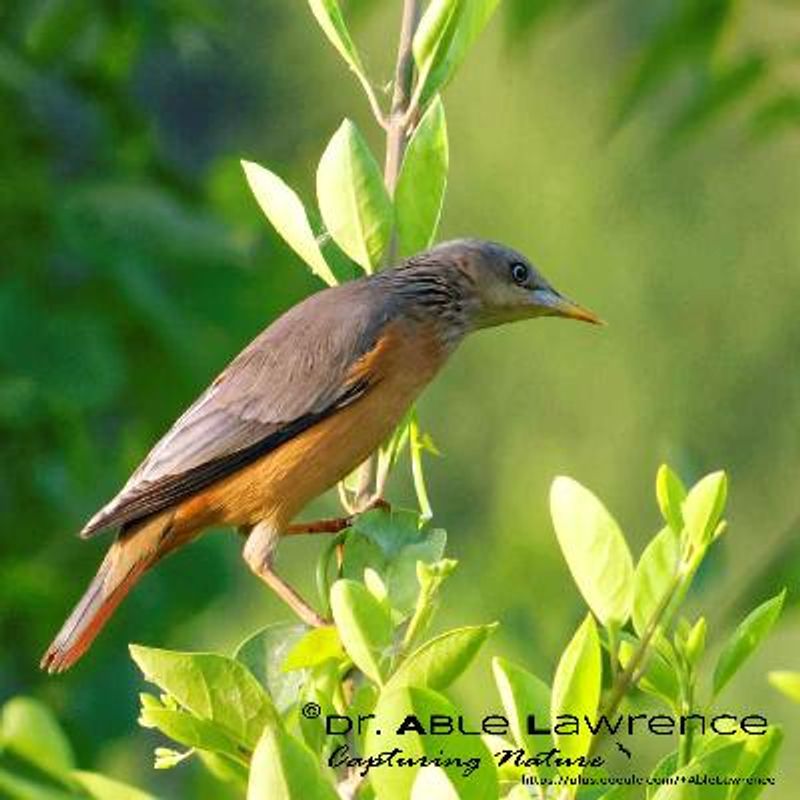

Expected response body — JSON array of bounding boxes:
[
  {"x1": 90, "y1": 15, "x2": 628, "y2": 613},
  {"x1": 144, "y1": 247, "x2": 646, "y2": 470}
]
[{"x1": 2, "y1": 0, "x2": 799, "y2": 796}]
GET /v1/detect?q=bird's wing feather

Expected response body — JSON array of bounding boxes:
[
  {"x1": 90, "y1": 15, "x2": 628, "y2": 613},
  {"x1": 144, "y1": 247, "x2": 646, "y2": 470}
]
[{"x1": 81, "y1": 279, "x2": 390, "y2": 536}]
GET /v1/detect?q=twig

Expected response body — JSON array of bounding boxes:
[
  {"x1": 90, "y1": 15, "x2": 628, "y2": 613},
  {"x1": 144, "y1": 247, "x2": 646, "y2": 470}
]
[
  {"x1": 586, "y1": 569, "x2": 685, "y2": 760},
  {"x1": 384, "y1": 0, "x2": 420, "y2": 196},
  {"x1": 354, "y1": 0, "x2": 420, "y2": 508},
  {"x1": 677, "y1": 682, "x2": 695, "y2": 768},
  {"x1": 358, "y1": 76, "x2": 390, "y2": 131}
]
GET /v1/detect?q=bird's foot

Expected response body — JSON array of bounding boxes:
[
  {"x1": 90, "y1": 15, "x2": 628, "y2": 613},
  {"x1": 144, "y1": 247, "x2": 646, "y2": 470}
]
[{"x1": 362, "y1": 495, "x2": 391, "y2": 514}]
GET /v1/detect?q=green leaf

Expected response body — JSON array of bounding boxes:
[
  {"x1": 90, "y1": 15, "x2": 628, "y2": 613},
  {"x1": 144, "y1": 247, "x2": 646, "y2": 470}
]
[
  {"x1": 384, "y1": 528, "x2": 447, "y2": 618},
  {"x1": 343, "y1": 509, "x2": 447, "y2": 620},
  {"x1": 387, "y1": 624, "x2": 496, "y2": 690},
  {"x1": 298, "y1": 684, "x2": 336, "y2": 756},
  {"x1": 307, "y1": 660, "x2": 340, "y2": 706},
  {"x1": 682, "y1": 471, "x2": 727, "y2": 550},
  {"x1": 632, "y1": 526, "x2": 681, "y2": 636},
  {"x1": 487, "y1": 735, "x2": 524, "y2": 782},
  {"x1": 403, "y1": 558, "x2": 458, "y2": 648},
  {"x1": 282, "y1": 626, "x2": 344, "y2": 672},
  {"x1": 366, "y1": 686, "x2": 498, "y2": 799},
  {"x1": 364, "y1": 567, "x2": 389, "y2": 602},
  {"x1": 651, "y1": 739, "x2": 745, "y2": 800},
  {"x1": 247, "y1": 723, "x2": 338, "y2": 800},
  {"x1": 316, "y1": 120, "x2": 393, "y2": 271},
  {"x1": 647, "y1": 750, "x2": 678, "y2": 799},
  {"x1": 413, "y1": 0, "x2": 501, "y2": 105},
  {"x1": 395, "y1": 96, "x2": 449, "y2": 255},
  {"x1": 656, "y1": 464, "x2": 686, "y2": 532},
  {"x1": 330, "y1": 579, "x2": 394, "y2": 683},
  {"x1": 597, "y1": 788, "x2": 634, "y2": 800},
  {"x1": 0, "y1": 697, "x2": 75, "y2": 779},
  {"x1": 234, "y1": 623, "x2": 309, "y2": 713},
  {"x1": 70, "y1": 771, "x2": 155, "y2": 800},
  {"x1": 0, "y1": 768, "x2": 77, "y2": 800},
  {"x1": 684, "y1": 616, "x2": 707, "y2": 668},
  {"x1": 340, "y1": 532, "x2": 386, "y2": 587},
  {"x1": 550, "y1": 615, "x2": 602, "y2": 771},
  {"x1": 413, "y1": 0, "x2": 463, "y2": 103},
  {"x1": 306, "y1": 1, "x2": 368, "y2": 86},
  {"x1": 492, "y1": 658, "x2": 553, "y2": 760},
  {"x1": 550, "y1": 476, "x2": 634, "y2": 626},
  {"x1": 768, "y1": 671, "x2": 800, "y2": 703},
  {"x1": 348, "y1": 682, "x2": 379, "y2": 752},
  {"x1": 410, "y1": 766, "x2": 459, "y2": 800},
  {"x1": 713, "y1": 590, "x2": 786, "y2": 697},
  {"x1": 350, "y1": 507, "x2": 425, "y2": 556},
  {"x1": 504, "y1": 787, "x2": 533, "y2": 800},
  {"x1": 138, "y1": 695, "x2": 245, "y2": 760},
  {"x1": 130, "y1": 645, "x2": 277, "y2": 748},
  {"x1": 196, "y1": 751, "x2": 249, "y2": 786},
  {"x1": 732, "y1": 726, "x2": 783, "y2": 800},
  {"x1": 241, "y1": 160, "x2": 336, "y2": 286},
  {"x1": 619, "y1": 635, "x2": 679, "y2": 709}
]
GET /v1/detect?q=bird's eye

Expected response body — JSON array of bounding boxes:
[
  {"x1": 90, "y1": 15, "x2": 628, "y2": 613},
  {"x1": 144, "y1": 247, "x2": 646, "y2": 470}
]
[{"x1": 510, "y1": 261, "x2": 529, "y2": 285}]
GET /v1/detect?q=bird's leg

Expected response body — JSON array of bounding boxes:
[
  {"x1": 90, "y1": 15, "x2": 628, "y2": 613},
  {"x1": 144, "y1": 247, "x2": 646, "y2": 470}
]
[
  {"x1": 254, "y1": 567, "x2": 327, "y2": 628},
  {"x1": 364, "y1": 496, "x2": 391, "y2": 514},
  {"x1": 240, "y1": 522, "x2": 328, "y2": 628},
  {"x1": 284, "y1": 498, "x2": 392, "y2": 537},
  {"x1": 284, "y1": 516, "x2": 352, "y2": 536}
]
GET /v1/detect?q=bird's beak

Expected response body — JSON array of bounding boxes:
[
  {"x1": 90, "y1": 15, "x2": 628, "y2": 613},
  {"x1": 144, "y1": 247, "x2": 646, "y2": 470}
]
[{"x1": 532, "y1": 288, "x2": 604, "y2": 325}]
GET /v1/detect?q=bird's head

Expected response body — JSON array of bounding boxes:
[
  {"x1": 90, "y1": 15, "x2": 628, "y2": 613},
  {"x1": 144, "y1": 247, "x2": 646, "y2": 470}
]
[{"x1": 432, "y1": 239, "x2": 602, "y2": 330}]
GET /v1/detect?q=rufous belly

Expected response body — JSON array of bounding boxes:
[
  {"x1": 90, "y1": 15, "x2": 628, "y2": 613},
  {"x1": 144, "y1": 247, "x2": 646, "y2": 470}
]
[{"x1": 171, "y1": 318, "x2": 448, "y2": 537}]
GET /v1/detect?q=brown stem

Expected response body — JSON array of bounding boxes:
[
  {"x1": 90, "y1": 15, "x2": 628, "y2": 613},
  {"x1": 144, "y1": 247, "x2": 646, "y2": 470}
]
[
  {"x1": 354, "y1": 0, "x2": 420, "y2": 509},
  {"x1": 384, "y1": 0, "x2": 421, "y2": 196}
]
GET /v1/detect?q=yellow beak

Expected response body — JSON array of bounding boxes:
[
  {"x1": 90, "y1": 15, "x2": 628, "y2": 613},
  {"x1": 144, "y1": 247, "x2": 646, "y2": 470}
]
[
  {"x1": 534, "y1": 288, "x2": 604, "y2": 325},
  {"x1": 552, "y1": 296, "x2": 604, "y2": 325}
]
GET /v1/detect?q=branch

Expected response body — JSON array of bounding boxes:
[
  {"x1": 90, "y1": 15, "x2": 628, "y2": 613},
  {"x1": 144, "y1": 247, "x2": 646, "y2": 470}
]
[
  {"x1": 384, "y1": 0, "x2": 421, "y2": 195},
  {"x1": 354, "y1": 0, "x2": 420, "y2": 508}
]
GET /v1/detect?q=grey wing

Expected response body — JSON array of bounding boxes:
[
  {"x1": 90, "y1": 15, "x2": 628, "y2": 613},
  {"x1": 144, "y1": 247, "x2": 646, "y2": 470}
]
[{"x1": 81, "y1": 279, "x2": 389, "y2": 536}]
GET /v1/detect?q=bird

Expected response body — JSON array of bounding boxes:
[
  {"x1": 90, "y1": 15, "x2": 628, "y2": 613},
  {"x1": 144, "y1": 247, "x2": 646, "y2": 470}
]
[{"x1": 41, "y1": 238, "x2": 600, "y2": 673}]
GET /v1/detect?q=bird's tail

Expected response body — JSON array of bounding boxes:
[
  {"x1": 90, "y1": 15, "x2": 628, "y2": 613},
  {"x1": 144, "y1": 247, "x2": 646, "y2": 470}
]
[{"x1": 41, "y1": 512, "x2": 173, "y2": 674}]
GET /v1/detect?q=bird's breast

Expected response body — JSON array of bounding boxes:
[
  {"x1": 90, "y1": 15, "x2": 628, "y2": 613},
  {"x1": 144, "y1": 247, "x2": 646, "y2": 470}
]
[{"x1": 180, "y1": 317, "x2": 449, "y2": 532}]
